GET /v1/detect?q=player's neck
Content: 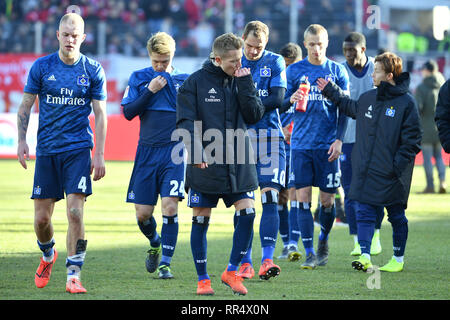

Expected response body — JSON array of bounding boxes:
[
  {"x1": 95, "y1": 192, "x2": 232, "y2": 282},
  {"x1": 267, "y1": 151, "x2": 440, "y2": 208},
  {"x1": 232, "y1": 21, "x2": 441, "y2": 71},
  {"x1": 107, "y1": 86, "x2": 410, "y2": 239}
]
[
  {"x1": 308, "y1": 56, "x2": 326, "y2": 66},
  {"x1": 58, "y1": 50, "x2": 80, "y2": 65}
]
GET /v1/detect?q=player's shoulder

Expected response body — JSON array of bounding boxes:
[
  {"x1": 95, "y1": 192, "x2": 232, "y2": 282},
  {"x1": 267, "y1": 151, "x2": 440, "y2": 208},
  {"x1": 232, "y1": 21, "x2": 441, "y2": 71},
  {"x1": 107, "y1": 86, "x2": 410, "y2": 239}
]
[
  {"x1": 80, "y1": 54, "x2": 104, "y2": 71},
  {"x1": 262, "y1": 50, "x2": 285, "y2": 65},
  {"x1": 171, "y1": 67, "x2": 190, "y2": 81},
  {"x1": 128, "y1": 66, "x2": 155, "y2": 83},
  {"x1": 31, "y1": 52, "x2": 58, "y2": 69}
]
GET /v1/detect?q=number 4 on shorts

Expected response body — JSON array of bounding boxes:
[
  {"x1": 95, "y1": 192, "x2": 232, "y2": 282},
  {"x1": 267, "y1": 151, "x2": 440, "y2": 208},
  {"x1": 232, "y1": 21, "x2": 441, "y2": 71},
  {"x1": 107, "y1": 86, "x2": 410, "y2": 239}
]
[{"x1": 78, "y1": 176, "x2": 87, "y2": 192}]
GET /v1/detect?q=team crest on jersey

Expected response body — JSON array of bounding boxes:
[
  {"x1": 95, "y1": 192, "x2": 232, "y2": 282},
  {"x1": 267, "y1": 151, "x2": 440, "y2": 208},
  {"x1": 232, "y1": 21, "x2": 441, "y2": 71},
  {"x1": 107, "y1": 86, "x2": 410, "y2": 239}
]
[
  {"x1": 325, "y1": 74, "x2": 335, "y2": 82},
  {"x1": 34, "y1": 186, "x2": 41, "y2": 195},
  {"x1": 385, "y1": 106, "x2": 396, "y2": 117},
  {"x1": 77, "y1": 74, "x2": 90, "y2": 86},
  {"x1": 260, "y1": 66, "x2": 271, "y2": 77},
  {"x1": 128, "y1": 191, "x2": 135, "y2": 200}
]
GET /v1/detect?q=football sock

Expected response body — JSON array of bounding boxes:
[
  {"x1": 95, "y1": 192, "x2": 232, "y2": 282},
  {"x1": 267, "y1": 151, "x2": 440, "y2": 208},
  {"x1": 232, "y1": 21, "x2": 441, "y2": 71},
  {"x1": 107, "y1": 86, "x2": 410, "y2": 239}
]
[
  {"x1": 160, "y1": 214, "x2": 178, "y2": 267},
  {"x1": 298, "y1": 202, "x2": 315, "y2": 256},
  {"x1": 278, "y1": 204, "x2": 289, "y2": 246},
  {"x1": 37, "y1": 238, "x2": 55, "y2": 262},
  {"x1": 137, "y1": 216, "x2": 160, "y2": 248},
  {"x1": 357, "y1": 221, "x2": 375, "y2": 255},
  {"x1": 229, "y1": 208, "x2": 255, "y2": 269},
  {"x1": 345, "y1": 198, "x2": 357, "y2": 235},
  {"x1": 289, "y1": 201, "x2": 301, "y2": 246},
  {"x1": 260, "y1": 190, "x2": 279, "y2": 263},
  {"x1": 191, "y1": 216, "x2": 209, "y2": 281},
  {"x1": 389, "y1": 211, "x2": 408, "y2": 257},
  {"x1": 66, "y1": 239, "x2": 87, "y2": 280},
  {"x1": 318, "y1": 204, "x2": 336, "y2": 241}
]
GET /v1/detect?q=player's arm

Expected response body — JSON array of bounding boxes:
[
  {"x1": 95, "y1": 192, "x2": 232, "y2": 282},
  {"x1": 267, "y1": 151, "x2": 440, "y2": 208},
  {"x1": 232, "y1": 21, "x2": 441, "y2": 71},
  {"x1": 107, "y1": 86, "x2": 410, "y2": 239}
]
[
  {"x1": 91, "y1": 99, "x2": 107, "y2": 180},
  {"x1": 317, "y1": 78, "x2": 358, "y2": 119},
  {"x1": 261, "y1": 86, "x2": 286, "y2": 113},
  {"x1": 122, "y1": 76, "x2": 167, "y2": 120},
  {"x1": 235, "y1": 67, "x2": 265, "y2": 124},
  {"x1": 17, "y1": 92, "x2": 37, "y2": 169}
]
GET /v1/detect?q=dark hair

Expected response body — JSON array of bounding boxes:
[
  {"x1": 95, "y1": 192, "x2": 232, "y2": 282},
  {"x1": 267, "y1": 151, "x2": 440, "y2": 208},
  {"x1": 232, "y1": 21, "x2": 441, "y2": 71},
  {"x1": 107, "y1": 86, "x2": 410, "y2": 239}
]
[
  {"x1": 375, "y1": 52, "x2": 403, "y2": 78},
  {"x1": 279, "y1": 42, "x2": 302, "y2": 60},
  {"x1": 344, "y1": 32, "x2": 366, "y2": 47}
]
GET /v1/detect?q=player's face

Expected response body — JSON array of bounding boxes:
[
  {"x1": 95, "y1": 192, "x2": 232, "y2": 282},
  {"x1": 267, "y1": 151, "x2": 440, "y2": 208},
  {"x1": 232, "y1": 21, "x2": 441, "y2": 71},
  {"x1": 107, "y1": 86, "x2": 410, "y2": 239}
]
[
  {"x1": 343, "y1": 42, "x2": 365, "y2": 67},
  {"x1": 243, "y1": 32, "x2": 268, "y2": 61},
  {"x1": 216, "y1": 49, "x2": 242, "y2": 76},
  {"x1": 372, "y1": 61, "x2": 391, "y2": 87},
  {"x1": 304, "y1": 32, "x2": 328, "y2": 65},
  {"x1": 150, "y1": 53, "x2": 173, "y2": 72},
  {"x1": 57, "y1": 21, "x2": 86, "y2": 58}
]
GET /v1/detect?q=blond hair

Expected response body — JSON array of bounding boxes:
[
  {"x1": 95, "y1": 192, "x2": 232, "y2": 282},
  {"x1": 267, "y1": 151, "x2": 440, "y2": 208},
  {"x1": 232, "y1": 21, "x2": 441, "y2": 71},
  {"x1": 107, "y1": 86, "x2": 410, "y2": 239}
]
[
  {"x1": 213, "y1": 33, "x2": 244, "y2": 58},
  {"x1": 147, "y1": 32, "x2": 176, "y2": 56},
  {"x1": 304, "y1": 24, "x2": 328, "y2": 40}
]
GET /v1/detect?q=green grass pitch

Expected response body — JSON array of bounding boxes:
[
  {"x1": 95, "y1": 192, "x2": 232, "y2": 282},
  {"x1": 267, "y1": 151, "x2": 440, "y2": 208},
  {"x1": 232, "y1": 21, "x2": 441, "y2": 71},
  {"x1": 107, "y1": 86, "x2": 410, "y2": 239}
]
[{"x1": 0, "y1": 159, "x2": 449, "y2": 300}]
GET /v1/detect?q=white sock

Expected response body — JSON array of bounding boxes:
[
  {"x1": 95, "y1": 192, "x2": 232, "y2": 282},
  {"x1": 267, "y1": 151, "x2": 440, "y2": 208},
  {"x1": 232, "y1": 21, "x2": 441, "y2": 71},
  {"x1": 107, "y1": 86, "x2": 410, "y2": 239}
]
[
  {"x1": 353, "y1": 235, "x2": 358, "y2": 245},
  {"x1": 394, "y1": 255, "x2": 404, "y2": 263}
]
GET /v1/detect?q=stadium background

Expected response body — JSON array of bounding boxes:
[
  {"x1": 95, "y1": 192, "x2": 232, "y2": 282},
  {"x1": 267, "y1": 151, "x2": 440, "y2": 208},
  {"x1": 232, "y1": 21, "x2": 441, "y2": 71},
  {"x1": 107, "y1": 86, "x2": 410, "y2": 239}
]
[{"x1": 0, "y1": 0, "x2": 449, "y2": 162}]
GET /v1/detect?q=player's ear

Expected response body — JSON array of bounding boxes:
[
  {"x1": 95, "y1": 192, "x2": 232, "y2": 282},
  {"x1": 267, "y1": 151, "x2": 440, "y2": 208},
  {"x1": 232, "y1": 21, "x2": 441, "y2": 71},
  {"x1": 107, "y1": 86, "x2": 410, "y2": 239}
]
[
  {"x1": 81, "y1": 33, "x2": 87, "y2": 43},
  {"x1": 215, "y1": 56, "x2": 222, "y2": 66}
]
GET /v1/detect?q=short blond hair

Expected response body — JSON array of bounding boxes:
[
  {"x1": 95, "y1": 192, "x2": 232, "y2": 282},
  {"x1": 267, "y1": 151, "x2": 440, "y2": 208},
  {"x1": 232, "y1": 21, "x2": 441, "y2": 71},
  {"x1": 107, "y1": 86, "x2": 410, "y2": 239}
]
[
  {"x1": 59, "y1": 13, "x2": 84, "y2": 32},
  {"x1": 304, "y1": 24, "x2": 328, "y2": 40},
  {"x1": 147, "y1": 32, "x2": 176, "y2": 56}
]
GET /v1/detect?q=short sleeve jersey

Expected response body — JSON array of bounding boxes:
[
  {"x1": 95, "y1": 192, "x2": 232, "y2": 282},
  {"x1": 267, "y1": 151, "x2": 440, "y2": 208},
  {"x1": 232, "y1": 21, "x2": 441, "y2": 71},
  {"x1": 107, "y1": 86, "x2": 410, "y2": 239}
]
[
  {"x1": 286, "y1": 57, "x2": 349, "y2": 150},
  {"x1": 121, "y1": 67, "x2": 189, "y2": 146},
  {"x1": 24, "y1": 52, "x2": 107, "y2": 156},
  {"x1": 242, "y1": 50, "x2": 287, "y2": 139}
]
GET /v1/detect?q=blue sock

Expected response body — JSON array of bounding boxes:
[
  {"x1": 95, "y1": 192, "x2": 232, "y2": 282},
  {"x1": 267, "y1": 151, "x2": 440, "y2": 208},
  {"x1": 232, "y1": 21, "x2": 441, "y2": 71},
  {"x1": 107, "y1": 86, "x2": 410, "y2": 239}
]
[
  {"x1": 229, "y1": 208, "x2": 255, "y2": 267},
  {"x1": 159, "y1": 214, "x2": 178, "y2": 267},
  {"x1": 345, "y1": 198, "x2": 358, "y2": 236},
  {"x1": 319, "y1": 204, "x2": 336, "y2": 241},
  {"x1": 278, "y1": 204, "x2": 289, "y2": 246},
  {"x1": 289, "y1": 201, "x2": 300, "y2": 245},
  {"x1": 387, "y1": 206, "x2": 408, "y2": 257},
  {"x1": 260, "y1": 190, "x2": 280, "y2": 262},
  {"x1": 37, "y1": 238, "x2": 55, "y2": 258},
  {"x1": 191, "y1": 216, "x2": 209, "y2": 280},
  {"x1": 298, "y1": 202, "x2": 315, "y2": 255},
  {"x1": 355, "y1": 202, "x2": 377, "y2": 255},
  {"x1": 138, "y1": 216, "x2": 160, "y2": 248}
]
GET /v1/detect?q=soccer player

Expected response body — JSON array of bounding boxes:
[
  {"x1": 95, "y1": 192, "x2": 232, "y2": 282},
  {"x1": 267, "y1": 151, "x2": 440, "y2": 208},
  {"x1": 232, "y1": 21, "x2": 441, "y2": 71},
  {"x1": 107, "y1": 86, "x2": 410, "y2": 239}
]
[
  {"x1": 122, "y1": 32, "x2": 189, "y2": 279},
  {"x1": 17, "y1": 13, "x2": 107, "y2": 294},
  {"x1": 237, "y1": 20, "x2": 287, "y2": 280},
  {"x1": 286, "y1": 24, "x2": 349, "y2": 269},
  {"x1": 317, "y1": 52, "x2": 422, "y2": 272},
  {"x1": 340, "y1": 32, "x2": 384, "y2": 256},
  {"x1": 176, "y1": 32, "x2": 264, "y2": 295},
  {"x1": 277, "y1": 42, "x2": 303, "y2": 261}
]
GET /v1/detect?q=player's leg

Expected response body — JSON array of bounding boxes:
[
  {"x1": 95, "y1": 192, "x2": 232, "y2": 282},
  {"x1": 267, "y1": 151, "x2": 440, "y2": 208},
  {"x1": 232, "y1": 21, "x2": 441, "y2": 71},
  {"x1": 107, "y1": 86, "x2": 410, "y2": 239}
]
[
  {"x1": 32, "y1": 154, "x2": 64, "y2": 288},
  {"x1": 379, "y1": 204, "x2": 408, "y2": 272},
  {"x1": 188, "y1": 189, "x2": 215, "y2": 295},
  {"x1": 352, "y1": 201, "x2": 377, "y2": 272},
  {"x1": 371, "y1": 206, "x2": 384, "y2": 255},
  {"x1": 287, "y1": 187, "x2": 302, "y2": 261},
  {"x1": 222, "y1": 196, "x2": 255, "y2": 295},
  {"x1": 65, "y1": 193, "x2": 88, "y2": 293},
  {"x1": 316, "y1": 190, "x2": 335, "y2": 266},
  {"x1": 277, "y1": 187, "x2": 290, "y2": 259},
  {"x1": 63, "y1": 148, "x2": 92, "y2": 293},
  {"x1": 127, "y1": 145, "x2": 161, "y2": 272},
  {"x1": 157, "y1": 197, "x2": 180, "y2": 279}
]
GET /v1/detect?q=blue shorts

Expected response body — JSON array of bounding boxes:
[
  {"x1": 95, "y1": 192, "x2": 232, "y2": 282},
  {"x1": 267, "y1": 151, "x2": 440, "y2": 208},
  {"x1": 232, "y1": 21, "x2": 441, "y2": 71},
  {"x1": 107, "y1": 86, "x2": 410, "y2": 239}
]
[
  {"x1": 254, "y1": 138, "x2": 286, "y2": 191},
  {"x1": 32, "y1": 148, "x2": 92, "y2": 201},
  {"x1": 187, "y1": 188, "x2": 255, "y2": 208},
  {"x1": 289, "y1": 149, "x2": 341, "y2": 193},
  {"x1": 127, "y1": 143, "x2": 185, "y2": 205}
]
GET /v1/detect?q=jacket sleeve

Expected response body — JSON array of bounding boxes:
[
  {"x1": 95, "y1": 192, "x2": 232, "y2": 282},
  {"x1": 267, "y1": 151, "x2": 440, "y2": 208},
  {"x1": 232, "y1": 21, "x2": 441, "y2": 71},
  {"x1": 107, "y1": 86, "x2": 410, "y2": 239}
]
[
  {"x1": 235, "y1": 74, "x2": 265, "y2": 124},
  {"x1": 176, "y1": 78, "x2": 207, "y2": 164},
  {"x1": 435, "y1": 79, "x2": 450, "y2": 153},
  {"x1": 393, "y1": 98, "x2": 423, "y2": 177},
  {"x1": 322, "y1": 81, "x2": 358, "y2": 119}
]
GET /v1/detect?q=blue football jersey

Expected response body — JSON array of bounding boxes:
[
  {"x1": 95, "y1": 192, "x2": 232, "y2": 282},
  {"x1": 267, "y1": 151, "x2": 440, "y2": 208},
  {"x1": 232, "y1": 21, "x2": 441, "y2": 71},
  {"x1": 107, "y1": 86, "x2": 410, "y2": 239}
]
[
  {"x1": 286, "y1": 57, "x2": 349, "y2": 150},
  {"x1": 242, "y1": 50, "x2": 287, "y2": 139},
  {"x1": 122, "y1": 67, "x2": 189, "y2": 146},
  {"x1": 24, "y1": 52, "x2": 107, "y2": 156}
]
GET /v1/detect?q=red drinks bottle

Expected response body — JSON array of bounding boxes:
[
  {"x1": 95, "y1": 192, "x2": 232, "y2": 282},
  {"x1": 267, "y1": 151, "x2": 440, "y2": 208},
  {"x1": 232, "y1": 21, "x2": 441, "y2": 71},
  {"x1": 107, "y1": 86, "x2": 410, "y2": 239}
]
[{"x1": 295, "y1": 77, "x2": 310, "y2": 112}]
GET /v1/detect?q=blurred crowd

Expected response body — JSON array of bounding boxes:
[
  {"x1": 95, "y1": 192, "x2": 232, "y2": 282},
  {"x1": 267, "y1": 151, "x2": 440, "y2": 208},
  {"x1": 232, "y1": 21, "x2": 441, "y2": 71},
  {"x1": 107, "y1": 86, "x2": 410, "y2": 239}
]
[{"x1": 1, "y1": 0, "x2": 377, "y2": 57}]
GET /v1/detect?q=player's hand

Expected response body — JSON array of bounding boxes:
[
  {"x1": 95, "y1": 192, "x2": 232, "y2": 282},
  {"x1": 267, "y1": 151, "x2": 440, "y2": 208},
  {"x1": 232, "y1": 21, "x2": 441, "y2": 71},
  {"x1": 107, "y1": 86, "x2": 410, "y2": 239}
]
[
  {"x1": 148, "y1": 76, "x2": 167, "y2": 93},
  {"x1": 17, "y1": 140, "x2": 30, "y2": 169},
  {"x1": 234, "y1": 67, "x2": 251, "y2": 77},
  {"x1": 316, "y1": 78, "x2": 329, "y2": 91},
  {"x1": 328, "y1": 139, "x2": 343, "y2": 162},
  {"x1": 289, "y1": 88, "x2": 307, "y2": 104},
  {"x1": 194, "y1": 162, "x2": 208, "y2": 169},
  {"x1": 282, "y1": 125, "x2": 291, "y2": 143},
  {"x1": 91, "y1": 152, "x2": 106, "y2": 181}
]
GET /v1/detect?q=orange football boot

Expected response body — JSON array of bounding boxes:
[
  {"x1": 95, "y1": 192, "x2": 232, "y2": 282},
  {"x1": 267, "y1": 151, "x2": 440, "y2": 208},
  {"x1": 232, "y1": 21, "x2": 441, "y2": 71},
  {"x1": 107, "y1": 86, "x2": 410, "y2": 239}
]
[{"x1": 35, "y1": 250, "x2": 58, "y2": 288}]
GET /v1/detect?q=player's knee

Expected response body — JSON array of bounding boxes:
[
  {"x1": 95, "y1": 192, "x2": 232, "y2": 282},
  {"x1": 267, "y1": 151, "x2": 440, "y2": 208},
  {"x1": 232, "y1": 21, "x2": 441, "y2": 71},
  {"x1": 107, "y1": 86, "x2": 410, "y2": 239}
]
[
  {"x1": 261, "y1": 189, "x2": 279, "y2": 205},
  {"x1": 135, "y1": 205, "x2": 154, "y2": 222},
  {"x1": 162, "y1": 198, "x2": 178, "y2": 216},
  {"x1": 67, "y1": 207, "x2": 83, "y2": 223},
  {"x1": 34, "y1": 214, "x2": 51, "y2": 229},
  {"x1": 388, "y1": 212, "x2": 408, "y2": 227}
]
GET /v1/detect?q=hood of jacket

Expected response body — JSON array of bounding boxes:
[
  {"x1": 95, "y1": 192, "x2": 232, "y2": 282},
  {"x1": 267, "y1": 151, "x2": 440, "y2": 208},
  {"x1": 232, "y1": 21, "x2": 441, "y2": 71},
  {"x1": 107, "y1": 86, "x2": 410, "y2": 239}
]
[
  {"x1": 422, "y1": 73, "x2": 445, "y2": 89},
  {"x1": 377, "y1": 72, "x2": 410, "y2": 101},
  {"x1": 202, "y1": 59, "x2": 232, "y2": 80}
]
